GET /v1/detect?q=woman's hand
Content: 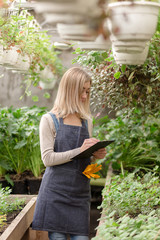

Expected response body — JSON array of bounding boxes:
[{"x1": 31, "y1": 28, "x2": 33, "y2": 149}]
[
  {"x1": 93, "y1": 148, "x2": 107, "y2": 160},
  {"x1": 80, "y1": 138, "x2": 99, "y2": 152}
]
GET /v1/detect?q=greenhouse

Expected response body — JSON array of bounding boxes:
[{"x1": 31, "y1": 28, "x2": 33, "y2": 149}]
[{"x1": 0, "y1": 0, "x2": 160, "y2": 239}]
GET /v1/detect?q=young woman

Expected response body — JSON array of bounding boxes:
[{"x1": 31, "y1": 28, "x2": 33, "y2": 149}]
[{"x1": 32, "y1": 67, "x2": 106, "y2": 240}]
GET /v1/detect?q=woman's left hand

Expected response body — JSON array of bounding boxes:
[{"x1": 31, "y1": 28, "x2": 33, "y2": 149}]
[{"x1": 93, "y1": 148, "x2": 107, "y2": 160}]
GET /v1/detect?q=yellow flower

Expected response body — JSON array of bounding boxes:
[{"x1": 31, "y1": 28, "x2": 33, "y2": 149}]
[{"x1": 83, "y1": 163, "x2": 102, "y2": 179}]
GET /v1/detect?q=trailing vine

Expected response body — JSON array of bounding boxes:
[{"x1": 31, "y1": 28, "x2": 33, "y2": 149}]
[{"x1": 73, "y1": 14, "x2": 160, "y2": 115}]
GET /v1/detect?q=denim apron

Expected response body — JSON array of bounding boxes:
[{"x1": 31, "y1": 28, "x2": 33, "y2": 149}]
[{"x1": 32, "y1": 114, "x2": 91, "y2": 236}]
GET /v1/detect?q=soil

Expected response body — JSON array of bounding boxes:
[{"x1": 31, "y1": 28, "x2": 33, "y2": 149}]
[
  {"x1": 0, "y1": 208, "x2": 23, "y2": 235},
  {"x1": 0, "y1": 171, "x2": 43, "y2": 194},
  {"x1": 9, "y1": 170, "x2": 42, "y2": 181}
]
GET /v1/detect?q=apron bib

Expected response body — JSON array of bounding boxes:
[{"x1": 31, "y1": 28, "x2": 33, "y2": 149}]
[{"x1": 32, "y1": 114, "x2": 91, "y2": 235}]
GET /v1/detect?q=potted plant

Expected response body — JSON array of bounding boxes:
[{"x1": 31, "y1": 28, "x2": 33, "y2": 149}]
[
  {"x1": 0, "y1": 106, "x2": 46, "y2": 194},
  {"x1": 73, "y1": 12, "x2": 160, "y2": 114},
  {"x1": 0, "y1": 9, "x2": 63, "y2": 98}
]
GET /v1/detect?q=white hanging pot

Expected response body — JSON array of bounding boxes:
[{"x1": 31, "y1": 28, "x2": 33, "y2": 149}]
[
  {"x1": 57, "y1": 23, "x2": 96, "y2": 41},
  {"x1": 112, "y1": 43, "x2": 149, "y2": 65},
  {"x1": 39, "y1": 80, "x2": 57, "y2": 90},
  {"x1": 107, "y1": 2, "x2": 160, "y2": 41},
  {"x1": 34, "y1": 0, "x2": 101, "y2": 18},
  {"x1": 39, "y1": 67, "x2": 58, "y2": 89},
  {"x1": 111, "y1": 39, "x2": 147, "y2": 53},
  {"x1": 43, "y1": 13, "x2": 84, "y2": 25},
  {"x1": 74, "y1": 34, "x2": 111, "y2": 50},
  {"x1": 14, "y1": 54, "x2": 31, "y2": 72},
  {"x1": 39, "y1": 66, "x2": 55, "y2": 80},
  {"x1": 3, "y1": 46, "x2": 20, "y2": 67},
  {"x1": 0, "y1": 45, "x2": 4, "y2": 65}
]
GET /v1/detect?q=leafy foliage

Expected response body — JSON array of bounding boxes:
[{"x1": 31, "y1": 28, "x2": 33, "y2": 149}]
[
  {"x1": 101, "y1": 171, "x2": 160, "y2": 217},
  {"x1": 0, "y1": 186, "x2": 25, "y2": 215},
  {"x1": 93, "y1": 211, "x2": 160, "y2": 240},
  {"x1": 93, "y1": 109, "x2": 160, "y2": 176},
  {"x1": 0, "y1": 214, "x2": 6, "y2": 230},
  {"x1": 0, "y1": 106, "x2": 47, "y2": 177},
  {"x1": 93, "y1": 171, "x2": 160, "y2": 240}
]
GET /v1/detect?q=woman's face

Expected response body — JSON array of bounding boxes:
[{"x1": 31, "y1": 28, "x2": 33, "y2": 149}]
[{"x1": 81, "y1": 81, "x2": 91, "y2": 103}]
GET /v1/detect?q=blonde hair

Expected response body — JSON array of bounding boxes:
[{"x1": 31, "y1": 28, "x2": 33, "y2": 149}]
[{"x1": 52, "y1": 67, "x2": 91, "y2": 119}]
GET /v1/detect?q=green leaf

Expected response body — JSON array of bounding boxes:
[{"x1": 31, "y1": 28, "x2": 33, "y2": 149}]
[
  {"x1": 25, "y1": 90, "x2": 32, "y2": 97},
  {"x1": 14, "y1": 140, "x2": 27, "y2": 149},
  {"x1": 32, "y1": 95, "x2": 39, "y2": 102},
  {"x1": 114, "y1": 72, "x2": 121, "y2": 79},
  {"x1": 147, "y1": 86, "x2": 152, "y2": 94},
  {"x1": 128, "y1": 71, "x2": 135, "y2": 81},
  {"x1": 102, "y1": 52, "x2": 108, "y2": 59},
  {"x1": 43, "y1": 92, "x2": 50, "y2": 99},
  {"x1": 121, "y1": 64, "x2": 126, "y2": 73},
  {"x1": 5, "y1": 174, "x2": 14, "y2": 186}
]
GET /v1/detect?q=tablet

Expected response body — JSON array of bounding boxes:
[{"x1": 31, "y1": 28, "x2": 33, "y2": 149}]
[{"x1": 72, "y1": 140, "x2": 115, "y2": 160}]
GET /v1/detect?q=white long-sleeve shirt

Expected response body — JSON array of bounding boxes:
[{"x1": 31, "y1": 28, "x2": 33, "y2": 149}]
[{"x1": 39, "y1": 113, "x2": 93, "y2": 167}]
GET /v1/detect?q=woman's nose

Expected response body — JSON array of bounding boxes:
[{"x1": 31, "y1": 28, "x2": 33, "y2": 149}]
[{"x1": 82, "y1": 92, "x2": 87, "y2": 99}]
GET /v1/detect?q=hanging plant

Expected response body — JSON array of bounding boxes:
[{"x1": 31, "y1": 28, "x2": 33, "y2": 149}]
[
  {"x1": 72, "y1": 16, "x2": 160, "y2": 115},
  {"x1": 0, "y1": 9, "x2": 64, "y2": 100}
]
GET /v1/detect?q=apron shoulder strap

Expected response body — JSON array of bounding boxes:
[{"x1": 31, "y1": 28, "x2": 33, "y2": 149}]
[
  {"x1": 48, "y1": 112, "x2": 59, "y2": 132},
  {"x1": 84, "y1": 120, "x2": 88, "y2": 129}
]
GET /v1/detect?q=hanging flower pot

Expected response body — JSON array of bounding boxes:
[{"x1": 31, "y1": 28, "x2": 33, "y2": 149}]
[
  {"x1": 43, "y1": 13, "x2": 84, "y2": 25},
  {"x1": 14, "y1": 54, "x2": 31, "y2": 72},
  {"x1": 39, "y1": 66, "x2": 55, "y2": 79},
  {"x1": 33, "y1": 0, "x2": 105, "y2": 40},
  {"x1": 112, "y1": 42, "x2": 149, "y2": 65},
  {"x1": 106, "y1": 1, "x2": 160, "y2": 64},
  {"x1": 107, "y1": 2, "x2": 160, "y2": 41},
  {"x1": 0, "y1": 45, "x2": 4, "y2": 65},
  {"x1": 39, "y1": 66, "x2": 58, "y2": 89},
  {"x1": 33, "y1": 0, "x2": 102, "y2": 18},
  {"x1": 57, "y1": 23, "x2": 97, "y2": 41},
  {"x1": 74, "y1": 34, "x2": 111, "y2": 50},
  {"x1": 2, "y1": 46, "x2": 20, "y2": 67},
  {"x1": 39, "y1": 79, "x2": 57, "y2": 90}
]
